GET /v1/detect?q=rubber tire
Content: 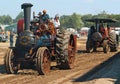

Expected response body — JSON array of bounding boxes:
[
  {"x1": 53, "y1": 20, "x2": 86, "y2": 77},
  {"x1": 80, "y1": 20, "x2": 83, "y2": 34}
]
[
  {"x1": 103, "y1": 40, "x2": 109, "y2": 53},
  {"x1": 4, "y1": 49, "x2": 18, "y2": 74},
  {"x1": 109, "y1": 32, "x2": 117, "y2": 52},
  {"x1": 116, "y1": 34, "x2": 119, "y2": 51},
  {"x1": 86, "y1": 38, "x2": 93, "y2": 53},
  {"x1": 56, "y1": 32, "x2": 72, "y2": 69}
]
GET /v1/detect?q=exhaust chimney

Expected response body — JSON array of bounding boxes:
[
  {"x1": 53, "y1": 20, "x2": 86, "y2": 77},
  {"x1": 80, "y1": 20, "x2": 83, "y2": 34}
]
[{"x1": 21, "y1": 3, "x2": 33, "y2": 30}]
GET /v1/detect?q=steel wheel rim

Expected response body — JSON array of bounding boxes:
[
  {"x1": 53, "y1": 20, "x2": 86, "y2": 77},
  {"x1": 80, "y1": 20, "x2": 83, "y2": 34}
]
[
  {"x1": 68, "y1": 39, "x2": 75, "y2": 68},
  {"x1": 10, "y1": 50, "x2": 18, "y2": 72},
  {"x1": 42, "y1": 49, "x2": 51, "y2": 74}
]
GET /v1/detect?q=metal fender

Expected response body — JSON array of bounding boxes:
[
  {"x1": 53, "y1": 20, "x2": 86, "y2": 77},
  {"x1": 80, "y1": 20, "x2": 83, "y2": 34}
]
[{"x1": 69, "y1": 34, "x2": 77, "y2": 52}]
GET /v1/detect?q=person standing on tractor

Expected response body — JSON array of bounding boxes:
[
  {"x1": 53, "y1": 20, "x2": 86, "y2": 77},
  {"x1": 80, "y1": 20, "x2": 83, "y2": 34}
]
[
  {"x1": 41, "y1": 9, "x2": 50, "y2": 24},
  {"x1": 38, "y1": 12, "x2": 43, "y2": 24},
  {"x1": 54, "y1": 14, "x2": 60, "y2": 28},
  {"x1": 54, "y1": 14, "x2": 60, "y2": 34}
]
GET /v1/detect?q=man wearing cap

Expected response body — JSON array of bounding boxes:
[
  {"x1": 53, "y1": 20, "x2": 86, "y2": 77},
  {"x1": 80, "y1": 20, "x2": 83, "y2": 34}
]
[{"x1": 41, "y1": 9, "x2": 50, "y2": 24}]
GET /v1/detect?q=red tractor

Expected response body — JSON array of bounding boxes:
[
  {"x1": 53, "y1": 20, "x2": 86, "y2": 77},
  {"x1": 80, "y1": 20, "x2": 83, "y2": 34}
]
[
  {"x1": 4, "y1": 3, "x2": 77, "y2": 75},
  {"x1": 86, "y1": 18, "x2": 119, "y2": 53}
]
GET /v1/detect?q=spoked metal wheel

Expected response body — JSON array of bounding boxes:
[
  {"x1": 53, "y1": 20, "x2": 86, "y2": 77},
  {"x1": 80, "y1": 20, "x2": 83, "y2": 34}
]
[
  {"x1": 4, "y1": 49, "x2": 19, "y2": 74},
  {"x1": 36, "y1": 47, "x2": 51, "y2": 75},
  {"x1": 67, "y1": 35, "x2": 76, "y2": 69}
]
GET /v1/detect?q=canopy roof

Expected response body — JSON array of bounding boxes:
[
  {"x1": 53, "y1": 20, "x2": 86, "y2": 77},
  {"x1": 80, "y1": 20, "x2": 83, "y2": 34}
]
[{"x1": 85, "y1": 18, "x2": 117, "y2": 23}]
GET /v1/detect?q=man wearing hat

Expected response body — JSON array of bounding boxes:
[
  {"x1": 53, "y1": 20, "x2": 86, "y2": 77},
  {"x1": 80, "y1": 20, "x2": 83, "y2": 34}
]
[{"x1": 41, "y1": 9, "x2": 50, "y2": 24}]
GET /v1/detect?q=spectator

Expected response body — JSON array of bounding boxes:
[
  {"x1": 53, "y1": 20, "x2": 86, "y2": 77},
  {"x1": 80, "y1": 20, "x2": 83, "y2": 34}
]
[{"x1": 10, "y1": 31, "x2": 14, "y2": 47}]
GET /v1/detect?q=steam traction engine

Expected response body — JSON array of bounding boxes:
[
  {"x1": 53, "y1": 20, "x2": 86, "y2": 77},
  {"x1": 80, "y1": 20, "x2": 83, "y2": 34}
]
[{"x1": 4, "y1": 3, "x2": 77, "y2": 75}]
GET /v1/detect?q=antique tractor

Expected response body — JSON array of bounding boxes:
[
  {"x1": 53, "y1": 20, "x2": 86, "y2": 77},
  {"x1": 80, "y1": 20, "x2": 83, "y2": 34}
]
[
  {"x1": 4, "y1": 3, "x2": 77, "y2": 75},
  {"x1": 86, "y1": 18, "x2": 119, "y2": 53}
]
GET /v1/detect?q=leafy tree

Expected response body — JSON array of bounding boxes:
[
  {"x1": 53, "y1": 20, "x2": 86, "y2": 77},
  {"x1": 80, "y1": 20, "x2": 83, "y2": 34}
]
[
  {"x1": 71, "y1": 13, "x2": 84, "y2": 29},
  {"x1": 4, "y1": 15, "x2": 13, "y2": 24},
  {"x1": 60, "y1": 15, "x2": 72, "y2": 28},
  {"x1": 93, "y1": 11, "x2": 109, "y2": 18},
  {"x1": 60, "y1": 13, "x2": 84, "y2": 29},
  {"x1": 0, "y1": 16, "x2": 4, "y2": 24},
  {"x1": 0, "y1": 15, "x2": 13, "y2": 25},
  {"x1": 109, "y1": 14, "x2": 120, "y2": 27},
  {"x1": 81, "y1": 14, "x2": 93, "y2": 27}
]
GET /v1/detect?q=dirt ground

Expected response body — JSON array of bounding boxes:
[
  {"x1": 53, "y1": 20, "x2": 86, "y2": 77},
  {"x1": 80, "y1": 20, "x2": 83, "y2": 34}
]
[{"x1": 0, "y1": 38, "x2": 120, "y2": 84}]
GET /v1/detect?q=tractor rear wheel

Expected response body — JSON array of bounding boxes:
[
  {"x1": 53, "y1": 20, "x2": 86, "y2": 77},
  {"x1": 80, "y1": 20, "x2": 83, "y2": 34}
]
[
  {"x1": 4, "y1": 49, "x2": 18, "y2": 74},
  {"x1": 56, "y1": 32, "x2": 76, "y2": 69},
  {"x1": 36, "y1": 47, "x2": 51, "y2": 75},
  {"x1": 86, "y1": 39, "x2": 93, "y2": 53},
  {"x1": 109, "y1": 32, "x2": 118, "y2": 52},
  {"x1": 116, "y1": 34, "x2": 119, "y2": 51}
]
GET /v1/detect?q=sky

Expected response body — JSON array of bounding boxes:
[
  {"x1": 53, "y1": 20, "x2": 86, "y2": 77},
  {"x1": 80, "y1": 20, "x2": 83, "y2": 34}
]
[{"x1": 0, "y1": 0, "x2": 120, "y2": 19}]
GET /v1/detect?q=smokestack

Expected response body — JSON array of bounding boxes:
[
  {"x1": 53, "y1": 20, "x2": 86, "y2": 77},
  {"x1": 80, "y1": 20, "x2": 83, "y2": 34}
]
[{"x1": 21, "y1": 3, "x2": 33, "y2": 30}]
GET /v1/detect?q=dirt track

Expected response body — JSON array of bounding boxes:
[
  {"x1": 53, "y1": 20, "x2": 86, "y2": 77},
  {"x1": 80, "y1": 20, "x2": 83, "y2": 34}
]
[{"x1": 0, "y1": 38, "x2": 120, "y2": 84}]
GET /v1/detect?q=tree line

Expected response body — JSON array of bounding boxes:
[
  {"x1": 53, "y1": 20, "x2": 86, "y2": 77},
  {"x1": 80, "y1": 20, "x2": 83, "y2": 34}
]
[
  {"x1": 0, "y1": 15, "x2": 13, "y2": 25},
  {"x1": 1, "y1": 11, "x2": 120, "y2": 30},
  {"x1": 60, "y1": 11, "x2": 120, "y2": 29},
  {"x1": 0, "y1": 11, "x2": 23, "y2": 25}
]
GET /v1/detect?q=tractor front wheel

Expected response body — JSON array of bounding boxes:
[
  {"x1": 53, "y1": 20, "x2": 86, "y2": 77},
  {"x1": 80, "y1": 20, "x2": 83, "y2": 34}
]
[
  {"x1": 36, "y1": 47, "x2": 51, "y2": 75},
  {"x1": 86, "y1": 39, "x2": 93, "y2": 53},
  {"x1": 103, "y1": 40, "x2": 109, "y2": 53},
  {"x1": 4, "y1": 49, "x2": 18, "y2": 74}
]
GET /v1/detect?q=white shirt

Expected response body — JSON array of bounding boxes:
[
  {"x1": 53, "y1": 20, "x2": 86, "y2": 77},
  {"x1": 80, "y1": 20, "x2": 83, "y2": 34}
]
[{"x1": 54, "y1": 19, "x2": 60, "y2": 28}]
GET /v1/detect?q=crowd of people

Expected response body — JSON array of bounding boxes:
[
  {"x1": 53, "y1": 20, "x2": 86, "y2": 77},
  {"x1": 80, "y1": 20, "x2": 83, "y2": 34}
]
[{"x1": 37, "y1": 9, "x2": 60, "y2": 28}]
